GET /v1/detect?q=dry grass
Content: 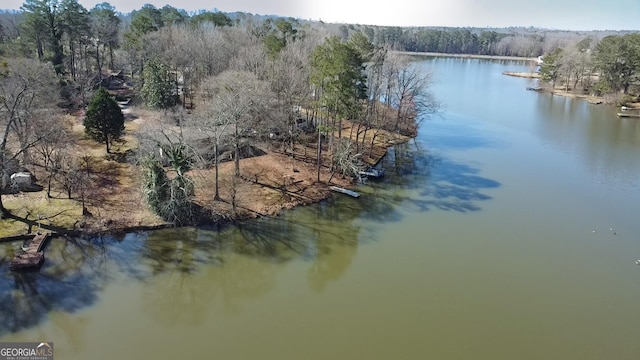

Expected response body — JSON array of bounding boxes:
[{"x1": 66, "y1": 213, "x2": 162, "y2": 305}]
[
  {"x1": 192, "y1": 150, "x2": 350, "y2": 219},
  {"x1": 1, "y1": 104, "x2": 405, "y2": 238},
  {"x1": 0, "y1": 195, "x2": 82, "y2": 237}
]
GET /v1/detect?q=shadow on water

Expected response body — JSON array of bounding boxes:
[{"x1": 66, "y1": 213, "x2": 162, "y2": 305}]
[
  {"x1": 0, "y1": 136, "x2": 500, "y2": 334},
  {"x1": 358, "y1": 141, "x2": 500, "y2": 219},
  {"x1": 0, "y1": 237, "x2": 110, "y2": 337},
  {"x1": 133, "y1": 228, "x2": 224, "y2": 276},
  {"x1": 418, "y1": 158, "x2": 500, "y2": 212}
]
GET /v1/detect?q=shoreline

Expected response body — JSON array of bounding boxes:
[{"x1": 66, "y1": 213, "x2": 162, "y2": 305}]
[
  {"x1": 503, "y1": 71, "x2": 540, "y2": 79},
  {"x1": 530, "y1": 86, "x2": 611, "y2": 105},
  {"x1": 0, "y1": 130, "x2": 409, "y2": 243},
  {"x1": 546, "y1": 90, "x2": 605, "y2": 104},
  {"x1": 396, "y1": 51, "x2": 537, "y2": 62}
]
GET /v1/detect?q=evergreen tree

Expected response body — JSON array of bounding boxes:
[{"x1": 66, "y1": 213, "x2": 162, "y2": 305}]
[
  {"x1": 91, "y1": 2, "x2": 121, "y2": 74},
  {"x1": 60, "y1": 0, "x2": 90, "y2": 79},
  {"x1": 84, "y1": 87, "x2": 124, "y2": 153},
  {"x1": 21, "y1": 0, "x2": 65, "y2": 74},
  {"x1": 310, "y1": 36, "x2": 367, "y2": 123},
  {"x1": 141, "y1": 57, "x2": 177, "y2": 108},
  {"x1": 190, "y1": 11, "x2": 233, "y2": 27},
  {"x1": 539, "y1": 49, "x2": 561, "y2": 88},
  {"x1": 595, "y1": 34, "x2": 640, "y2": 94}
]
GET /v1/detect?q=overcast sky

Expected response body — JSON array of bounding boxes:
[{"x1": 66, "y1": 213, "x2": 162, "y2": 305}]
[{"x1": 3, "y1": 0, "x2": 639, "y2": 30}]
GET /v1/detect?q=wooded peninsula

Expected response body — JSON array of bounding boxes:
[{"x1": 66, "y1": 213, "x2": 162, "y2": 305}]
[{"x1": 0, "y1": 2, "x2": 638, "y2": 238}]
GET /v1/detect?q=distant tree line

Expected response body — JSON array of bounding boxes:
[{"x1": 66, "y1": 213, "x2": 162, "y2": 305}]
[{"x1": 334, "y1": 24, "x2": 637, "y2": 58}]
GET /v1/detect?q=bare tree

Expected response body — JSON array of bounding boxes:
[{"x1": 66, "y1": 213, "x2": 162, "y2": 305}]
[
  {"x1": 269, "y1": 38, "x2": 314, "y2": 154},
  {"x1": 193, "y1": 75, "x2": 235, "y2": 200},
  {"x1": 387, "y1": 54, "x2": 440, "y2": 135},
  {"x1": 193, "y1": 24, "x2": 235, "y2": 81},
  {"x1": 354, "y1": 46, "x2": 388, "y2": 153},
  {"x1": 0, "y1": 58, "x2": 59, "y2": 215},
  {"x1": 199, "y1": 70, "x2": 270, "y2": 178},
  {"x1": 330, "y1": 138, "x2": 363, "y2": 183},
  {"x1": 60, "y1": 156, "x2": 86, "y2": 200},
  {"x1": 32, "y1": 114, "x2": 69, "y2": 197}
]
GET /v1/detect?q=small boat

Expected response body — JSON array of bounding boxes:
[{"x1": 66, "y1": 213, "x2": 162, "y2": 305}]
[{"x1": 329, "y1": 186, "x2": 360, "y2": 198}]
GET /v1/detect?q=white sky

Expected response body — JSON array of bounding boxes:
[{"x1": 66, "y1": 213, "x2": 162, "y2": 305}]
[{"x1": 2, "y1": 0, "x2": 639, "y2": 30}]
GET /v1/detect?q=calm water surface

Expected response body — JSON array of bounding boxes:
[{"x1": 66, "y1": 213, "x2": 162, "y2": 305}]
[{"x1": 2, "y1": 58, "x2": 640, "y2": 359}]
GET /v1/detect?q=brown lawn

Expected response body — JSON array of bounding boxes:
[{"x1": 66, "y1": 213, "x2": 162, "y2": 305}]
[{"x1": 1, "y1": 106, "x2": 407, "y2": 238}]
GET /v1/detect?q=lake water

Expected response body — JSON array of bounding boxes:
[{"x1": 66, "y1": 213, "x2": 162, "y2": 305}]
[{"x1": 2, "y1": 57, "x2": 640, "y2": 359}]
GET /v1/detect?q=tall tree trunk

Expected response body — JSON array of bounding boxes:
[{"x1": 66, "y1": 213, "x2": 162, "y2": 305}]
[
  {"x1": 0, "y1": 195, "x2": 8, "y2": 217},
  {"x1": 109, "y1": 43, "x2": 115, "y2": 70},
  {"x1": 69, "y1": 42, "x2": 77, "y2": 80},
  {"x1": 234, "y1": 119, "x2": 240, "y2": 177},
  {"x1": 214, "y1": 142, "x2": 220, "y2": 200},
  {"x1": 36, "y1": 34, "x2": 44, "y2": 60},
  {"x1": 96, "y1": 45, "x2": 102, "y2": 81},
  {"x1": 316, "y1": 130, "x2": 322, "y2": 182},
  {"x1": 47, "y1": 172, "x2": 53, "y2": 198}
]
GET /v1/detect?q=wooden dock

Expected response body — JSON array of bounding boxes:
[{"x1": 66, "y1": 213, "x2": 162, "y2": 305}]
[
  {"x1": 329, "y1": 186, "x2": 360, "y2": 198},
  {"x1": 9, "y1": 233, "x2": 50, "y2": 271},
  {"x1": 617, "y1": 112, "x2": 640, "y2": 118}
]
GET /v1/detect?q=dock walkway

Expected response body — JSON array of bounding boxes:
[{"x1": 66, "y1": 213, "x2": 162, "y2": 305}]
[
  {"x1": 329, "y1": 186, "x2": 361, "y2": 198},
  {"x1": 9, "y1": 233, "x2": 50, "y2": 271},
  {"x1": 617, "y1": 112, "x2": 640, "y2": 118}
]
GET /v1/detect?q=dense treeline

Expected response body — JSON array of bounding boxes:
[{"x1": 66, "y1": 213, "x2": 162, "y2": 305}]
[
  {"x1": 538, "y1": 33, "x2": 640, "y2": 101},
  {"x1": 334, "y1": 24, "x2": 637, "y2": 58}
]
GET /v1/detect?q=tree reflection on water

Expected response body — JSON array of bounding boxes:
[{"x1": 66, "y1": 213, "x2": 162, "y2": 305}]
[
  {"x1": 0, "y1": 139, "x2": 500, "y2": 335},
  {"x1": 0, "y1": 236, "x2": 106, "y2": 337}
]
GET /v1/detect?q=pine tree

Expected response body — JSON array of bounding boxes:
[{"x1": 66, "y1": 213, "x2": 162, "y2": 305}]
[
  {"x1": 141, "y1": 58, "x2": 177, "y2": 108},
  {"x1": 84, "y1": 87, "x2": 124, "y2": 153}
]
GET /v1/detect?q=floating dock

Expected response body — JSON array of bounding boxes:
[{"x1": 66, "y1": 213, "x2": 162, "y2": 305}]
[
  {"x1": 9, "y1": 233, "x2": 50, "y2": 271},
  {"x1": 329, "y1": 186, "x2": 360, "y2": 198},
  {"x1": 617, "y1": 113, "x2": 640, "y2": 118}
]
